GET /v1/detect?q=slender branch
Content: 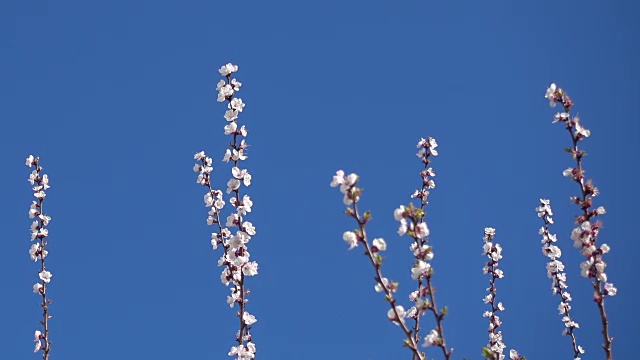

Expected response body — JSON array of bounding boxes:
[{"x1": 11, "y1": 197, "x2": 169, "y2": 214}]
[
  {"x1": 536, "y1": 199, "x2": 584, "y2": 358},
  {"x1": 545, "y1": 84, "x2": 616, "y2": 360},
  {"x1": 332, "y1": 172, "x2": 425, "y2": 360},
  {"x1": 194, "y1": 63, "x2": 258, "y2": 359},
  {"x1": 26, "y1": 155, "x2": 53, "y2": 359},
  {"x1": 408, "y1": 137, "x2": 452, "y2": 360}
]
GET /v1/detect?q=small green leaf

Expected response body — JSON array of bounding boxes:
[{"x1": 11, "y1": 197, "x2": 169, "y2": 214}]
[{"x1": 441, "y1": 306, "x2": 448, "y2": 316}]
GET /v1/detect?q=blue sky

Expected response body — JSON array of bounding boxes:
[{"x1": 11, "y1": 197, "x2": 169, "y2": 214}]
[{"x1": 2, "y1": 0, "x2": 638, "y2": 359}]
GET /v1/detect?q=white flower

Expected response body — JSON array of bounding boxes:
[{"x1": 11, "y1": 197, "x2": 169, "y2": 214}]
[
  {"x1": 231, "y1": 148, "x2": 248, "y2": 161},
  {"x1": 226, "y1": 178, "x2": 241, "y2": 194},
  {"x1": 375, "y1": 278, "x2": 389, "y2": 292},
  {"x1": 397, "y1": 219, "x2": 408, "y2": 236},
  {"x1": 217, "y1": 84, "x2": 234, "y2": 102},
  {"x1": 604, "y1": 283, "x2": 617, "y2": 296},
  {"x1": 342, "y1": 192, "x2": 354, "y2": 206},
  {"x1": 29, "y1": 243, "x2": 40, "y2": 261},
  {"x1": 26, "y1": 155, "x2": 35, "y2": 167},
  {"x1": 415, "y1": 222, "x2": 429, "y2": 239},
  {"x1": 553, "y1": 112, "x2": 569, "y2": 123},
  {"x1": 194, "y1": 151, "x2": 206, "y2": 160},
  {"x1": 344, "y1": 173, "x2": 358, "y2": 188},
  {"x1": 330, "y1": 170, "x2": 345, "y2": 188},
  {"x1": 393, "y1": 205, "x2": 405, "y2": 221},
  {"x1": 33, "y1": 283, "x2": 43, "y2": 294},
  {"x1": 509, "y1": 349, "x2": 521, "y2": 359},
  {"x1": 243, "y1": 222, "x2": 256, "y2": 235},
  {"x1": 218, "y1": 63, "x2": 238, "y2": 76},
  {"x1": 29, "y1": 201, "x2": 38, "y2": 218},
  {"x1": 243, "y1": 261, "x2": 258, "y2": 276},
  {"x1": 38, "y1": 270, "x2": 52, "y2": 283},
  {"x1": 428, "y1": 137, "x2": 438, "y2": 150},
  {"x1": 563, "y1": 168, "x2": 574, "y2": 177},
  {"x1": 222, "y1": 149, "x2": 232, "y2": 162},
  {"x1": 543, "y1": 245, "x2": 562, "y2": 259},
  {"x1": 372, "y1": 238, "x2": 386, "y2": 251},
  {"x1": 411, "y1": 260, "x2": 430, "y2": 280},
  {"x1": 422, "y1": 329, "x2": 439, "y2": 347},
  {"x1": 227, "y1": 289, "x2": 240, "y2": 307},
  {"x1": 229, "y1": 98, "x2": 245, "y2": 112},
  {"x1": 243, "y1": 311, "x2": 257, "y2": 325},
  {"x1": 29, "y1": 243, "x2": 47, "y2": 261},
  {"x1": 574, "y1": 120, "x2": 590, "y2": 138},
  {"x1": 41, "y1": 174, "x2": 50, "y2": 189},
  {"x1": 224, "y1": 121, "x2": 237, "y2": 135},
  {"x1": 240, "y1": 195, "x2": 253, "y2": 213},
  {"x1": 232, "y1": 167, "x2": 252, "y2": 186},
  {"x1": 343, "y1": 231, "x2": 358, "y2": 250},
  {"x1": 226, "y1": 213, "x2": 239, "y2": 227},
  {"x1": 483, "y1": 293, "x2": 493, "y2": 304},
  {"x1": 387, "y1": 305, "x2": 406, "y2": 325},
  {"x1": 580, "y1": 260, "x2": 592, "y2": 278},
  {"x1": 545, "y1": 83, "x2": 557, "y2": 107},
  {"x1": 28, "y1": 170, "x2": 38, "y2": 185},
  {"x1": 33, "y1": 330, "x2": 43, "y2": 352},
  {"x1": 224, "y1": 109, "x2": 239, "y2": 122}
]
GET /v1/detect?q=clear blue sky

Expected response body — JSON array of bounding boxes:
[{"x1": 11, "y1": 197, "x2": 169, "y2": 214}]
[{"x1": 2, "y1": 1, "x2": 638, "y2": 359}]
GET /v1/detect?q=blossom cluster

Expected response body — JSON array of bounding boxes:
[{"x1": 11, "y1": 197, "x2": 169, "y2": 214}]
[
  {"x1": 26, "y1": 155, "x2": 53, "y2": 358},
  {"x1": 331, "y1": 136, "x2": 452, "y2": 360},
  {"x1": 536, "y1": 199, "x2": 584, "y2": 359},
  {"x1": 404, "y1": 137, "x2": 451, "y2": 358},
  {"x1": 545, "y1": 83, "x2": 616, "y2": 359},
  {"x1": 331, "y1": 170, "x2": 425, "y2": 360},
  {"x1": 481, "y1": 228, "x2": 523, "y2": 360},
  {"x1": 193, "y1": 63, "x2": 257, "y2": 359}
]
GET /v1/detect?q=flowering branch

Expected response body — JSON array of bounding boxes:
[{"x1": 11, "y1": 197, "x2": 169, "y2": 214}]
[
  {"x1": 481, "y1": 228, "x2": 523, "y2": 360},
  {"x1": 398, "y1": 137, "x2": 452, "y2": 359},
  {"x1": 536, "y1": 199, "x2": 584, "y2": 359},
  {"x1": 331, "y1": 171, "x2": 426, "y2": 360},
  {"x1": 545, "y1": 84, "x2": 616, "y2": 360},
  {"x1": 194, "y1": 63, "x2": 257, "y2": 360},
  {"x1": 26, "y1": 155, "x2": 53, "y2": 359}
]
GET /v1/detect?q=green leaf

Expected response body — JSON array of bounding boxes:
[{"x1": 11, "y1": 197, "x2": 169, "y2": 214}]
[{"x1": 482, "y1": 347, "x2": 494, "y2": 358}]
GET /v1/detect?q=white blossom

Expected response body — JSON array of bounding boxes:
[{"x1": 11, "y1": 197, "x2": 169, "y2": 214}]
[{"x1": 343, "y1": 231, "x2": 358, "y2": 250}]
